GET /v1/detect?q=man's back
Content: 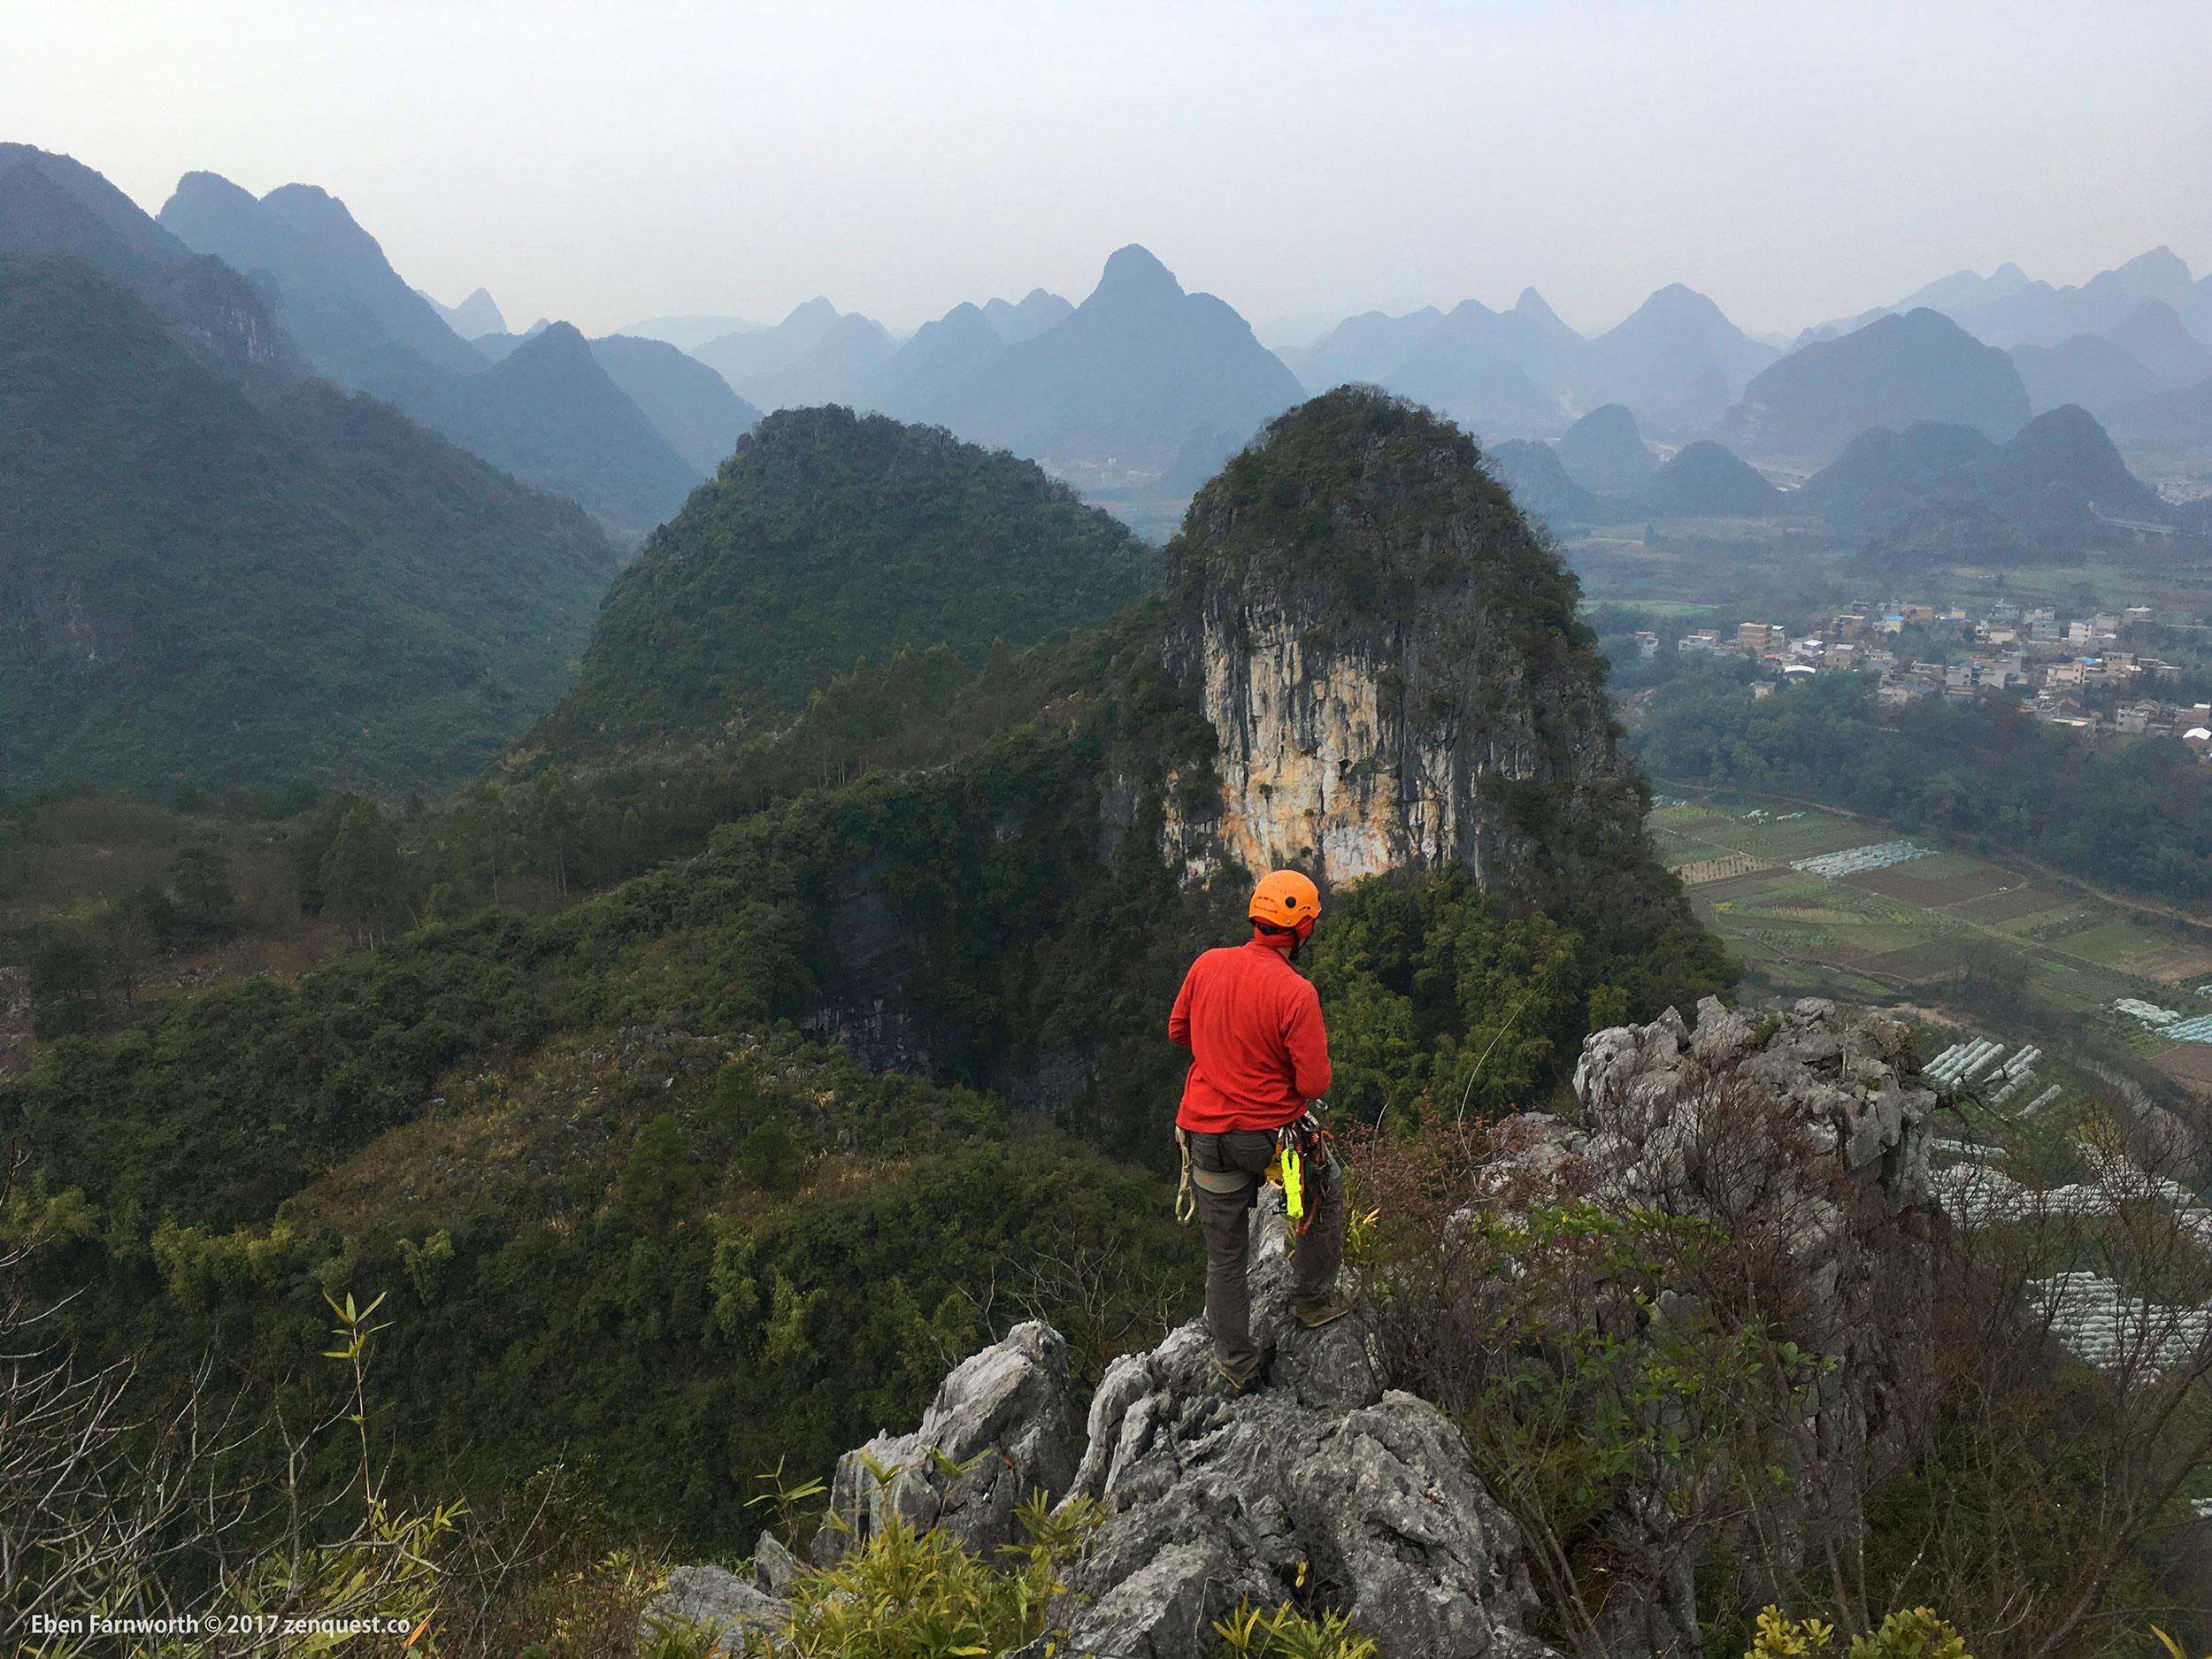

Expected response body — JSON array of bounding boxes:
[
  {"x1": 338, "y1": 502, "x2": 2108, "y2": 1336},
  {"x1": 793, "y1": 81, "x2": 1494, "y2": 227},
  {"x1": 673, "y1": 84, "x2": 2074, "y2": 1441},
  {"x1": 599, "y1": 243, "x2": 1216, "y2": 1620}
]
[{"x1": 1170, "y1": 937, "x2": 1331, "y2": 1133}]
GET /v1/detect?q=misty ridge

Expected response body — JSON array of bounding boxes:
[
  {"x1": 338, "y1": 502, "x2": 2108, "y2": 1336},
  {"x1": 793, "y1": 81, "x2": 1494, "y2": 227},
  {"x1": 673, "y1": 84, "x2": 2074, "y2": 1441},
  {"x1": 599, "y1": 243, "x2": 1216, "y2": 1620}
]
[{"x1": 12, "y1": 137, "x2": 2212, "y2": 558}]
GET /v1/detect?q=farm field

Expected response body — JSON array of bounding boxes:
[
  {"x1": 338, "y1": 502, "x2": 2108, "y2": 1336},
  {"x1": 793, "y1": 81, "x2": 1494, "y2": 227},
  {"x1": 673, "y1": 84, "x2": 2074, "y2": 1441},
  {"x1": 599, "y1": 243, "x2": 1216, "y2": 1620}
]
[{"x1": 1650, "y1": 795, "x2": 2212, "y2": 1099}]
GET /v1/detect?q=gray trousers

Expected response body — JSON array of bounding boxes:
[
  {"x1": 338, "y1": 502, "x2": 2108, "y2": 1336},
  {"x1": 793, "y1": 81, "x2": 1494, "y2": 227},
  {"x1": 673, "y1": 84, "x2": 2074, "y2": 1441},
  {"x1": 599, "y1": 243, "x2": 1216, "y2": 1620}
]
[{"x1": 1187, "y1": 1128, "x2": 1346, "y2": 1375}]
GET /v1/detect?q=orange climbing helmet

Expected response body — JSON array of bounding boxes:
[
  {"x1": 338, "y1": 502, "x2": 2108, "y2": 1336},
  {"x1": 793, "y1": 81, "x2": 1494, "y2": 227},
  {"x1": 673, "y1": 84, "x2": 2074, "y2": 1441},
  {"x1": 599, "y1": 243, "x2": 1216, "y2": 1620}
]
[{"x1": 1248, "y1": 869, "x2": 1322, "y2": 941}]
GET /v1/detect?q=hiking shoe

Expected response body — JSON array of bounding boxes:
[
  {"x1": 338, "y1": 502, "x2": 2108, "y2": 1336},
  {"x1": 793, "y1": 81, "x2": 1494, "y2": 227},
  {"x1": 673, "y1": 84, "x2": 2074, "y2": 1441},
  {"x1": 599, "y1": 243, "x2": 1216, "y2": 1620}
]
[
  {"x1": 1292, "y1": 1301, "x2": 1352, "y2": 1330},
  {"x1": 1214, "y1": 1356, "x2": 1262, "y2": 1394}
]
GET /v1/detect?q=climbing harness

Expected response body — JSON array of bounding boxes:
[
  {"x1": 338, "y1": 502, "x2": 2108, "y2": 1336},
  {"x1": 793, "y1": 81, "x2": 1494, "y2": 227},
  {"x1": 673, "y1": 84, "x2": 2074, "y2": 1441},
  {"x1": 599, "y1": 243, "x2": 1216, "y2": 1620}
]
[
  {"x1": 1175, "y1": 1128, "x2": 1260, "y2": 1221},
  {"x1": 1177, "y1": 1124, "x2": 1327, "y2": 1230}
]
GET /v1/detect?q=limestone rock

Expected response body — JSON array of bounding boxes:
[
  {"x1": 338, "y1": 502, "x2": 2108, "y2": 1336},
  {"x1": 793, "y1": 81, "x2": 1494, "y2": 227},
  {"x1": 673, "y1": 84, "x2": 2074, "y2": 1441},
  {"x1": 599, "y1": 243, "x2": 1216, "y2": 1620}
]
[
  {"x1": 1156, "y1": 389, "x2": 1650, "y2": 900},
  {"x1": 811, "y1": 1318, "x2": 1074, "y2": 1566},
  {"x1": 1555, "y1": 995, "x2": 1939, "y2": 1655},
  {"x1": 1031, "y1": 1193, "x2": 1549, "y2": 1659},
  {"x1": 752, "y1": 1530, "x2": 801, "y2": 1596},
  {"x1": 1576, "y1": 994, "x2": 1933, "y2": 1217},
  {"x1": 640, "y1": 1564, "x2": 786, "y2": 1643}
]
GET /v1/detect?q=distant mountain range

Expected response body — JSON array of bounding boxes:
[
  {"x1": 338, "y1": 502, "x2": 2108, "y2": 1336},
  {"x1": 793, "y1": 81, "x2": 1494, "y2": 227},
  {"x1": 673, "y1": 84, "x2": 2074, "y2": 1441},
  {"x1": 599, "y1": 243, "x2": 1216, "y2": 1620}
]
[
  {"x1": 371, "y1": 324, "x2": 707, "y2": 533},
  {"x1": 1275, "y1": 245, "x2": 2210, "y2": 488},
  {"x1": 983, "y1": 288, "x2": 1074, "y2": 342},
  {"x1": 1774, "y1": 248, "x2": 2212, "y2": 459},
  {"x1": 1638, "y1": 441, "x2": 1781, "y2": 518},
  {"x1": 1855, "y1": 406, "x2": 2170, "y2": 569},
  {"x1": 691, "y1": 298, "x2": 853, "y2": 394},
  {"x1": 1483, "y1": 440, "x2": 1601, "y2": 527},
  {"x1": 1712, "y1": 309, "x2": 2031, "y2": 465},
  {"x1": 14, "y1": 134, "x2": 2209, "y2": 554},
  {"x1": 2105, "y1": 376, "x2": 2212, "y2": 457},
  {"x1": 1485, "y1": 414, "x2": 1776, "y2": 526},
  {"x1": 618, "y1": 314, "x2": 768, "y2": 353},
  {"x1": 419, "y1": 285, "x2": 507, "y2": 339},
  {"x1": 894, "y1": 244, "x2": 1303, "y2": 473},
  {"x1": 1276, "y1": 284, "x2": 1778, "y2": 441},
  {"x1": 154, "y1": 168, "x2": 715, "y2": 536},
  {"x1": 1802, "y1": 247, "x2": 2212, "y2": 351},
  {"x1": 0, "y1": 144, "x2": 298, "y2": 380},
  {"x1": 586, "y1": 334, "x2": 760, "y2": 475},
  {"x1": 160, "y1": 171, "x2": 485, "y2": 383},
  {"x1": 1554, "y1": 404, "x2": 1660, "y2": 495},
  {"x1": 1788, "y1": 403, "x2": 2168, "y2": 569},
  {"x1": 1480, "y1": 384, "x2": 2162, "y2": 572},
  {"x1": 2008, "y1": 334, "x2": 2164, "y2": 419},
  {"x1": 690, "y1": 251, "x2": 1296, "y2": 483}
]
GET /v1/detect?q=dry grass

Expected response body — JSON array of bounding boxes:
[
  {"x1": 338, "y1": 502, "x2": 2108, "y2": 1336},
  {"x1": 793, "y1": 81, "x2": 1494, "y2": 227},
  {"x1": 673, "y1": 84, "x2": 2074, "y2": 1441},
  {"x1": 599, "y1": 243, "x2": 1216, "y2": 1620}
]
[
  {"x1": 0, "y1": 795, "x2": 298, "y2": 936},
  {"x1": 2113, "y1": 944, "x2": 2212, "y2": 985}
]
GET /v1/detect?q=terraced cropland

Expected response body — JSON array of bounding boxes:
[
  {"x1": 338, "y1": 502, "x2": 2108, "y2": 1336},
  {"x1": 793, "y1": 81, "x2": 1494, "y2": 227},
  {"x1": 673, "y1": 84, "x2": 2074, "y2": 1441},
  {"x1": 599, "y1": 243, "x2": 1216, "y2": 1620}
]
[{"x1": 1649, "y1": 795, "x2": 2212, "y2": 1100}]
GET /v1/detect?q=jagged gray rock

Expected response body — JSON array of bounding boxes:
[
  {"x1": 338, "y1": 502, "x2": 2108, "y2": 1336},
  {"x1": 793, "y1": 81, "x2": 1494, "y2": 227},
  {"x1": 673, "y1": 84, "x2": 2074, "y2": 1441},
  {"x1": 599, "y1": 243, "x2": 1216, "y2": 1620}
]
[
  {"x1": 1539, "y1": 995, "x2": 1938, "y2": 1657},
  {"x1": 811, "y1": 1318, "x2": 1074, "y2": 1566},
  {"x1": 639, "y1": 1564, "x2": 786, "y2": 1643},
  {"x1": 1574, "y1": 994, "x2": 1934, "y2": 1215},
  {"x1": 1022, "y1": 1193, "x2": 1551, "y2": 1659},
  {"x1": 751, "y1": 1530, "x2": 801, "y2": 1596}
]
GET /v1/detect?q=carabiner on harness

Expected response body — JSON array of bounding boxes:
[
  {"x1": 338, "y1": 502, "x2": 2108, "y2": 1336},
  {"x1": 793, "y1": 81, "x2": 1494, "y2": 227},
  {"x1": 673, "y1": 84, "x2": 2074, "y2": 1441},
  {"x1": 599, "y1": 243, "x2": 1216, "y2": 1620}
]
[{"x1": 1277, "y1": 1107, "x2": 1334, "y2": 1235}]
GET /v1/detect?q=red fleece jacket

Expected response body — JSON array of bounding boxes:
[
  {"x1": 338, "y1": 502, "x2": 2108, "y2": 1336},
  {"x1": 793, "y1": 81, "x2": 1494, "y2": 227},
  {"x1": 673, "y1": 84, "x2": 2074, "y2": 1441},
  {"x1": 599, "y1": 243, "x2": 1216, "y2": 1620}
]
[{"x1": 1169, "y1": 934, "x2": 1333, "y2": 1133}]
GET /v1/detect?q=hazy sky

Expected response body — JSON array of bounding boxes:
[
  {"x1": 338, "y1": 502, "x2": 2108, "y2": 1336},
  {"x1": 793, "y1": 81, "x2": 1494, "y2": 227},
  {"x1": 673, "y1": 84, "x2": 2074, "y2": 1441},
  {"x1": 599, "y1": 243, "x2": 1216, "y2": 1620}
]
[{"x1": 6, "y1": 0, "x2": 2208, "y2": 341}]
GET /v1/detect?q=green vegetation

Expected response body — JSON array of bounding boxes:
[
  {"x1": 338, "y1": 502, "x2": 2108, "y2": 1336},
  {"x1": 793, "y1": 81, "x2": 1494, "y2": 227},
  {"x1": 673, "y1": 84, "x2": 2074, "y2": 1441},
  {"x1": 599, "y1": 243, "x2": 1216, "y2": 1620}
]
[
  {"x1": 2, "y1": 737, "x2": 1729, "y2": 1564},
  {"x1": 536, "y1": 405, "x2": 1158, "y2": 755},
  {"x1": 1746, "y1": 1608, "x2": 1973, "y2": 1659},
  {"x1": 17, "y1": 378, "x2": 2190, "y2": 1653},
  {"x1": 1348, "y1": 1086, "x2": 2211, "y2": 1659},
  {"x1": 1639, "y1": 672, "x2": 2212, "y2": 906},
  {"x1": 724, "y1": 1488, "x2": 1102, "y2": 1657},
  {"x1": 1212, "y1": 1600, "x2": 1380, "y2": 1658},
  {"x1": 0, "y1": 252, "x2": 617, "y2": 795},
  {"x1": 1307, "y1": 871, "x2": 1618, "y2": 1128},
  {"x1": 1169, "y1": 389, "x2": 1734, "y2": 1015}
]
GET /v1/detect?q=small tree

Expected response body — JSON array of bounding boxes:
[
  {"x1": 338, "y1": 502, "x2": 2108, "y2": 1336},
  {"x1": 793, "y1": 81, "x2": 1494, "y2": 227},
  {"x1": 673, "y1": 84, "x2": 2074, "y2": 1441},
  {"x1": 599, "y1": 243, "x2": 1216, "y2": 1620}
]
[
  {"x1": 319, "y1": 799, "x2": 404, "y2": 948},
  {"x1": 28, "y1": 929, "x2": 104, "y2": 1037},
  {"x1": 621, "y1": 1114, "x2": 703, "y2": 1215},
  {"x1": 168, "y1": 839, "x2": 235, "y2": 935}
]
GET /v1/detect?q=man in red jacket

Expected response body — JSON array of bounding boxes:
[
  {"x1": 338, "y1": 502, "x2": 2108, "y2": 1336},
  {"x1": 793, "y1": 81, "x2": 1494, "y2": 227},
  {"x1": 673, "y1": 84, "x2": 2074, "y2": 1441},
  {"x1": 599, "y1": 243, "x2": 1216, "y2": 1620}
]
[{"x1": 1170, "y1": 868, "x2": 1348, "y2": 1391}]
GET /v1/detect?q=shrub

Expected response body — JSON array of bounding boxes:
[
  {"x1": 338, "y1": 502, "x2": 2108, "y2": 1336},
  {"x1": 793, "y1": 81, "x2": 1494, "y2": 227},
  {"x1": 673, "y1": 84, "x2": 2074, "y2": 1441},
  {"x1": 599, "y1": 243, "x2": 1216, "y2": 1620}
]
[
  {"x1": 1212, "y1": 1597, "x2": 1380, "y2": 1658},
  {"x1": 1746, "y1": 1606, "x2": 1971, "y2": 1659},
  {"x1": 745, "y1": 1490, "x2": 1102, "y2": 1657}
]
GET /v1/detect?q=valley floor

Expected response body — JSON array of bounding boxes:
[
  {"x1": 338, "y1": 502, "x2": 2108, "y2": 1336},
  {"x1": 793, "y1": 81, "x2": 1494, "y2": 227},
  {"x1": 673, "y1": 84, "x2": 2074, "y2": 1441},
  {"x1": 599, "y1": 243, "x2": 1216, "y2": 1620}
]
[{"x1": 1650, "y1": 791, "x2": 2212, "y2": 1108}]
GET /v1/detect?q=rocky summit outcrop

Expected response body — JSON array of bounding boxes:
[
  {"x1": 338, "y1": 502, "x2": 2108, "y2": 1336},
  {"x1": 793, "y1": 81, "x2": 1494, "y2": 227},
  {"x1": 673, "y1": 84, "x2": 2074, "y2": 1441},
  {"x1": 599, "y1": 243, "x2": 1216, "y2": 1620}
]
[
  {"x1": 811, "y1": 1318, "x2": 1076, "y2": 1563},
  {"x1": 1029, "y1": 1216, "x2": 1549, "y2": 1659},
  {"x1": 639, "y1": 1565, "x2": 787, "y2": 1645},
  {"x1": 785, "y1": 1197, "x2": 1550, "y2": 1659},
  {"x1": 1158, "y1": 387, "x2": 1645, "y2": 907},
  {"x1": 1573, "y1": 995, "x2": 1935, "y2": 1214}
]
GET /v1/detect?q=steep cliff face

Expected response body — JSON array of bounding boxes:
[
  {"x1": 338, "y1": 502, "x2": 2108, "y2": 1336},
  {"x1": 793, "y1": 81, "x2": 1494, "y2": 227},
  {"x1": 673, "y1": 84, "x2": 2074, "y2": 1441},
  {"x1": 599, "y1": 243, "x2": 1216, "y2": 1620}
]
[{"x1": 1159, "y1": 388, "x2": 1646, "y2": 910}]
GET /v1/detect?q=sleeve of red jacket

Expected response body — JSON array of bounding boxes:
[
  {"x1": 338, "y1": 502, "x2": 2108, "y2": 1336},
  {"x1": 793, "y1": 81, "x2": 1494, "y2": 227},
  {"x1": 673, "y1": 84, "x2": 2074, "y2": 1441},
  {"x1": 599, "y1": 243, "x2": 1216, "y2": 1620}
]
[
  {"x1": 1282, "y1": 979, "x2": 1332, "y2": 1101},
  {"x1": 1168, "y1": 964, "x2": 1194, "y2": 1048}
]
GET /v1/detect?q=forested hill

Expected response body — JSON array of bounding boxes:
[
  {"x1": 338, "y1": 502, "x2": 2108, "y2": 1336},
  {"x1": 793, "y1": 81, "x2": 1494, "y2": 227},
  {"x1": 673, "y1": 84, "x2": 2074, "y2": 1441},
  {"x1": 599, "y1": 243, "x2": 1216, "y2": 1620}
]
[
  {"x1": 530, "y1": 405, "x2": 1159, "y2": 757},
  {"x1": 0, "y1": 252, "x2": 617, "y2": 794}
]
